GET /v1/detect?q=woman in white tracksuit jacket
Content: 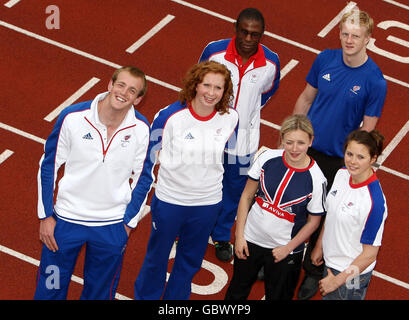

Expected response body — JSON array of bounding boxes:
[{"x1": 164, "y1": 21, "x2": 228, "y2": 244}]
[{"x1": 134, "y1": 61, "x2": 238, "y2": 300}]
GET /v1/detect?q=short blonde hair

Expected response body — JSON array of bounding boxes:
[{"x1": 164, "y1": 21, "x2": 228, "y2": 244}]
[
  {"x1": 280, "y1": 114, "x2": 314, "y2": 140},
  {"x1": 340, "y1": 9, "x2": 374, "y2": 36}
]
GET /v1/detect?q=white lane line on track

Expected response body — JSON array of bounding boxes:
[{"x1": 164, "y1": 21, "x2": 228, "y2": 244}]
[
  {"x1": 171, "y1": 0, "x2": 321, "y2": 54},
  {"x1": 376, "y1": 120, "x2": 409, "y2": 167},
  {"x1": 260, "y1": 119, "x2": 281, "y2": 131},
  {"x1": 1, "y1": 242, "x2": 408, "y2": 293},
  {"x1": 44, "y1": 77, "x2": 100, "y2": 122},
  {"x1": 383, "y1": 0, "x2": 409, "y2": 11},
  {"x1": 0, "y1": 20, "x2": 181, "y2": 93},
  {"x1": 384, "y1": 75, "x2": 409, "y2": 89},
  {"x1": 280, "y1": 59, "x2": 299, "y2": 80},
  {"x1": 378, "y1": 165, "x2": 409, "y2": 180},
  {"x1": 0, "y1": 122, "x2": 46, "y2": 144},
  {"x1": 317, "y1": 2, "x2": 357, "y2": 38},
  {"x1": 373, "y1": 270, "x2": 409, "y2": 290},
  {"x1": 0, "y1": 149, "x2": 14, "y2": 165},
  {"x1": 170, "y1": 0, "x2": 409, "y2": 89},
  {"x1": 387, "y1": 35, "x2": 409, "y2": 49},
  {"x1": 0, "y1": 245, "x2": 132, "y2": 300},
  {"x1": 171, "y1": 0, "x2": 235, "y2": 23},
  {"x1": 0, "y1": 208, "x2": 152, "y2": 300},
  {"x1": 4, "y1": 0, "x2": 21, "y2": 8},
  {"x1": 126, "y1": 14, "x2": 175, "y2": 53}
]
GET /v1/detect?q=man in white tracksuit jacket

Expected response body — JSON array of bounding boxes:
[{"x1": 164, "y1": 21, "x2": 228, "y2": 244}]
[{"x1": 34, "y1": 66, "x2": 153, "y2": 300}]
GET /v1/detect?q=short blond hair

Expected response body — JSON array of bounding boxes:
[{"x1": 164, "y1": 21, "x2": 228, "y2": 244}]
[
  {"x1": 280, "y1": 114, "x2": 314, "y2": 140},
  {"x1": 340, "y1": 9, "x2": 374, "y2": 36}
]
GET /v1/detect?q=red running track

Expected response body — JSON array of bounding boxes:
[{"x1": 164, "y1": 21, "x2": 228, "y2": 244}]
[{"x1": 0, "y1": 0, "x2": 408, "y2": 301}]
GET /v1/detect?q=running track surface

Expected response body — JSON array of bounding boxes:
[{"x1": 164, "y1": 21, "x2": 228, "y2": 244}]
[{"x1": 0, "y1": 0, "x2": 408, "y2": 300}]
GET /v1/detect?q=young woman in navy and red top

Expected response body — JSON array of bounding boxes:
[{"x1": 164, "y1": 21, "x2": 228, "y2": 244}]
[
  {"x1": 225, "y1": 114, "x2": 327, "y2": 300},
  {"x1": 311, "y1": 130, "x2": 387, "y2": 300},
  {"x1": 134, "y1": 61, "x2": 239, "y2": 300}
]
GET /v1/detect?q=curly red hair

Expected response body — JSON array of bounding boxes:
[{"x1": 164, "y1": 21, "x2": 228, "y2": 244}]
[{"x1": 179, "y1": 61, "x2": 233, "y2": 114}]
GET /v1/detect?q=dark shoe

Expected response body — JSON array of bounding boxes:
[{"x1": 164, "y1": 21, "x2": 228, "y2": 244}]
[
  {"x1": 297, "y1": 276, "x2": 319, "y2": 300},
  {"x1": 214, "y1": 241, "x2": 233, "y2": 262},
  {"x1": 257, "y1": 266, "x2": 265, "y2": 281}
]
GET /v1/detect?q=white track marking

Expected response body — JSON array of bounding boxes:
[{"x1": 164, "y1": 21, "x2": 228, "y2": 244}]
[
  {"x1": 384, "y1": 74, "x2": 409, "y2": 89},
  {"x1": 263, "y1": 30, "x2": 320, "y2": 54},
  {"x1": 387, "y1": 35, "x2": 409, "y2": 49},
  {"x1": 0, "y1": 20, "x2": 181, "y2": 92},
  {"x1": 373, "y1": 270, "x2": 409, "y2": 289},
  {"x1": 260, "y1": 119, "x2": 281, "y2": 131},
  {"x1": 126, "y1": 14, "x2": 175, "y2": 53},
  {"x1": 1, "y1": 242, "x2": 407, "y2": 293},
  {"x1": 280, "y1": 59, "x2": 299, "y2": 80},
  {"x1": 0, "y1": 245, "x2": 40, "y2": 266},
  {"x1": 171, "y1": 0, "x2": 320, "y2": 54},
  {"x1": 171, "y1": 0, "x2": 235, "y2": 23},
  {"x1": 0, "y1": 21, "x2": 120, "y2": 67},
  {"x1": 383, "y1": 0, "x2": 409, "y2": 10},
  {"x1": 44, "y1": 77, "x2": 100, "y2": 122},
  {"x1": 0, "y1": 149, "x2": 14, "y2": 164},
  {"x1": 0, "y1": 122, "x2": 46, "y2": 144},
  {"x1": 4, "y1": 0, "x2": 21, "y2": 8},
  {"x1": 379, "y1": 165, "x2": 409, "y2": 180},
  {"x1": 377, "y1": 120, "x2": 409, "y2": 166},
  {"x1": 317, "y1": 2, "x2": 357, "y2": 38},
  {"x1": 0, "y1": 245, "x2": 131, "y2": 300}
]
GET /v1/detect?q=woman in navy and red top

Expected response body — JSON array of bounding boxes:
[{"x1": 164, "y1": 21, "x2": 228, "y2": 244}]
[{"x1": 225, "y1": 114, "x2": 327, "y2": 300}]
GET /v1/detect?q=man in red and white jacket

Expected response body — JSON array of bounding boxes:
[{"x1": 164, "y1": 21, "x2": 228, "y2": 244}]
[{"x1": 199, "y1": 8, "x2": 280, "y2": 262}]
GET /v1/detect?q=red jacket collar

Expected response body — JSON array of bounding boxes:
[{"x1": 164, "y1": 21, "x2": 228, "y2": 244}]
[
  {"x1": 349, "y1": 170, "x2": 378, "y2": 189},
  {"x1": 224, "y1": 37, "x2": 266, "y2": 68},
  {"x1": 187, "y1": 102, "x2": 217, "y2": 121}
]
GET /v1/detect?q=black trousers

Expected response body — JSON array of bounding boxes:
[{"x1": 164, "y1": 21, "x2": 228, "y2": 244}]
[
  {"x1": 225, "y1": 241, "x2": 303, "y2": 300},
  {"x1": 303, "y1": 147, "x2": 344, "y2": 279}
]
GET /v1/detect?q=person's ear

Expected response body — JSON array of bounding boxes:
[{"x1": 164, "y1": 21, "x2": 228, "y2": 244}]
[
  {"x1": 309, "y1": 136, "x2": 314, "y2": 148},
  {"x1": 133, "y1": 95, "x2": 143, "y2": 107},
  {"x1": 107, "y1": 79, "x2": 113, "y2": 92}
]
